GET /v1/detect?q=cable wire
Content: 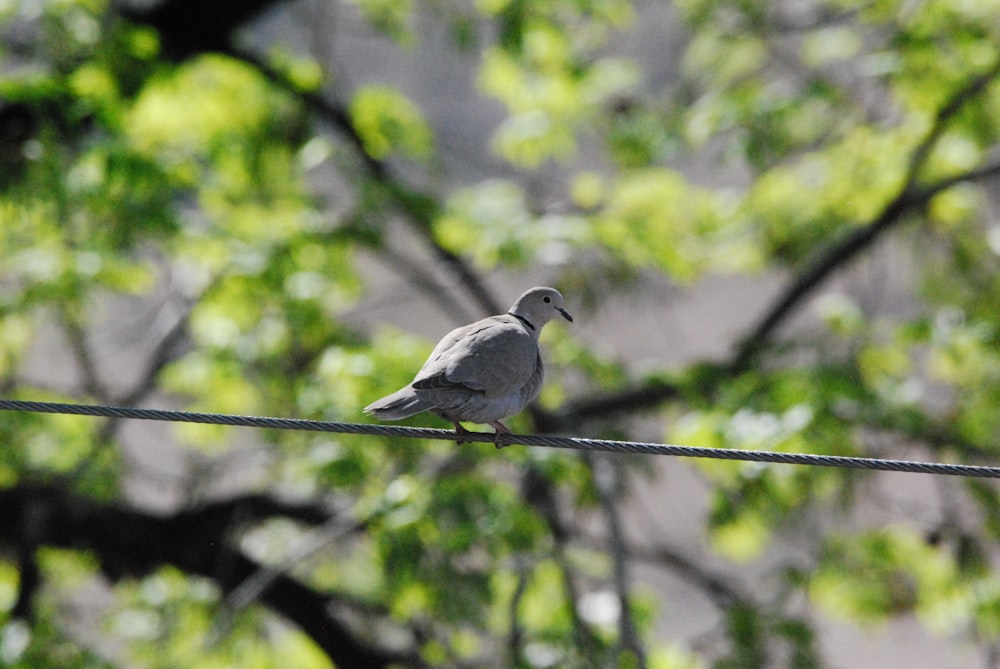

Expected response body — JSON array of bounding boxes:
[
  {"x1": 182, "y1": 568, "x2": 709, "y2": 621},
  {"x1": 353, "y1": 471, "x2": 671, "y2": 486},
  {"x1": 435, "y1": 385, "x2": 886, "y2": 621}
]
[{"x1": 1, "y1": 398, "x2": 998, "y2": 479}]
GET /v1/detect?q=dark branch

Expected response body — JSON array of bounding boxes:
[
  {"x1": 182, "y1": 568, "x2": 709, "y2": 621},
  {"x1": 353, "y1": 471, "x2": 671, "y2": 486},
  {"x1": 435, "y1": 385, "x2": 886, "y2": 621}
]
[
  {"x1": 182, "y1": 492, "x2": 339, "y2": 528},
  {"x1": 116, "y1": 0, "x2": 503, "y2": 319},
  {"x1": 520, "y1": 468, "x2": 605, "y2": 662},
  {"x1": 60, "y1": 309, "x2": 109, "y2": 401},
  {"x1": 506, "y1": 563, "x2": 529, "y2": 666},
  {"x1": 534, "y1": 377, "x2": 682, "y2": 431},
  {"x1": 732, "y1": 52, "x2": 1000, "y2": 372},
  {"x1": 903, "y1": 54, "x2": 1000, "y2": 187},
  {"x1": 547, "y1": 70, "x2": 1000, "y2": 430},
  {"x1": 119, "y1": 0, "x2": 293, "y2": 59},
  {"x1": 11, "y1": 490, "x2": 45, "y2": 621},
  {"x1": 588, "y1": 455, "x2": 647, "y2": 667},
  {"x1": 628, "y1": 543, "x2": 750, "y2": 609},
  {"x1": 227, "y1": 49, "x2": 504, "y2": 318},
  {"x1": 0, "y1": 484, "x2": 415, "y2": 668},
  {"x1": 729, "y1": 154, "x2": 1000, "y2": 372},
  {"x1": 117, "y1": 304, "x2": 192, "y2": 407}
]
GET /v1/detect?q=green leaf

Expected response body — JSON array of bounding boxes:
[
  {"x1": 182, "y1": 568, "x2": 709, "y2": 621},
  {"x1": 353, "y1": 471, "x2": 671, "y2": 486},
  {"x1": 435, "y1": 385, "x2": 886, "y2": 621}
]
[{"x1": 349, "y1": 85, "x2": 433, "y2": 160}]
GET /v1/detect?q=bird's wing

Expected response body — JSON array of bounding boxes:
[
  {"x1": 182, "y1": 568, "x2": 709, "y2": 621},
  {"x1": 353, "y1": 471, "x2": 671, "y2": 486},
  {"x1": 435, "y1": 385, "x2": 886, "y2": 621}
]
[{"x1": 413, "y1": 316, "x2": 538, "y2": 398}]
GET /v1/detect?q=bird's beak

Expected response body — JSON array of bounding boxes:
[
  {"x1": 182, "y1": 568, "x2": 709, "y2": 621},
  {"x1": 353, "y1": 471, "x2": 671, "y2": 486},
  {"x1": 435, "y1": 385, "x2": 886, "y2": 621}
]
[{"x1": 557, "y1": 307, "x2": 573, "y2": 323}]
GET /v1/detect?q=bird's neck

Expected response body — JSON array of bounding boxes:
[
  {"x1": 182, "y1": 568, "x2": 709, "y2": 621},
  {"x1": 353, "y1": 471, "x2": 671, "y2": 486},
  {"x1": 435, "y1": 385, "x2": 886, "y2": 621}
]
[{"x1": 509, "y1": 312, "x2": 537, "y2": 333}]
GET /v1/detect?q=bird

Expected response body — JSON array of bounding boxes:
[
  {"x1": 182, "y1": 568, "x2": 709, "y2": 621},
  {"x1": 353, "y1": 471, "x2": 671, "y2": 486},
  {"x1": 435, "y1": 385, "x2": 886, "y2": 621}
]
[{"x1": 364, "y1": 287, "x2": 573, "y2": 447}]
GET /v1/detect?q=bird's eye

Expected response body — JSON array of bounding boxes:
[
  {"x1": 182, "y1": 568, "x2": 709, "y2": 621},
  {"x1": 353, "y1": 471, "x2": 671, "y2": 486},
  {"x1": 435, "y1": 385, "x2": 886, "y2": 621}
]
[{"x1": 543, "y1": 296, "x2": 551, "y2": 303}]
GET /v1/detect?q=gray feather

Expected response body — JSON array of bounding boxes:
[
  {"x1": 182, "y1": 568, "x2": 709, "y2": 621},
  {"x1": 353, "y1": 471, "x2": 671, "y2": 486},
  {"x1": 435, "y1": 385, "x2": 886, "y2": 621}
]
[{"x1": 363, "y1": 387, "x2": 432, "y2": 420}]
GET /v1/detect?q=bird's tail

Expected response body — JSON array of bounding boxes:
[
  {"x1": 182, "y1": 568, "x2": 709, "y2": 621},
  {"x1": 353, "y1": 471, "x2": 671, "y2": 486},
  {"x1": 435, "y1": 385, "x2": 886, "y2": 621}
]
[{"x1": 363, "y1": 387, "x2": 430, "y2": 420}]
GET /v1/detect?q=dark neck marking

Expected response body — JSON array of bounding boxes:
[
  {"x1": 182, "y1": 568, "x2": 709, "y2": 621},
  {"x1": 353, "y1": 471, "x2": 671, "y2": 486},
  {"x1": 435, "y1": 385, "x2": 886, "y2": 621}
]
[{"x1": 509, "y1": 312, "x2": 536, "y2": 331}]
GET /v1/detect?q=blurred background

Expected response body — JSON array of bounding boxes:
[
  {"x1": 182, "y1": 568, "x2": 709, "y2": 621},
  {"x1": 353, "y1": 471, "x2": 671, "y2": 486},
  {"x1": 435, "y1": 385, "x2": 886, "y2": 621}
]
[{"x1": 2, "y1": 0, "x2": 1000, "y2": 667}]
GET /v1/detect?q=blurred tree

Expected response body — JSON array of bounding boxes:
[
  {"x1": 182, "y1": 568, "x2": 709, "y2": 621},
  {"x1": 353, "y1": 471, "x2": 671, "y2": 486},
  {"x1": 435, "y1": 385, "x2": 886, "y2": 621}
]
[{"x1": 1, "y1": 0, "x2": 1000, "y2": 667}]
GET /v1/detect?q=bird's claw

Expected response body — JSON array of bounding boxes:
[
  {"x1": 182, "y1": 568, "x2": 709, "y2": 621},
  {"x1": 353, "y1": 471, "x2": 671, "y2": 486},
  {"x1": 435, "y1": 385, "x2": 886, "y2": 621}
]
[
  {"x1": 491, "y1": 421, "x2": 512, "y2": 449},
  {"x1": 452, "y1": 422, "x2": 512, "y2": 448}
]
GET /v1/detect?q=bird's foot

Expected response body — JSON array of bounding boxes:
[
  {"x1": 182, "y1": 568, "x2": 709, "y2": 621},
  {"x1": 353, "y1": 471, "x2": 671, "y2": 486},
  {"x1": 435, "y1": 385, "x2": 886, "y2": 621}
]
[
  {"x1": 452, "y1": 422, "x2": 512, "y2": 448},
  {"x1": 452, "y1": 422, "x2": 471, "y2": 445},
  {"x1": 490, "y1": 421, "x2": 512, "y2": 449}
]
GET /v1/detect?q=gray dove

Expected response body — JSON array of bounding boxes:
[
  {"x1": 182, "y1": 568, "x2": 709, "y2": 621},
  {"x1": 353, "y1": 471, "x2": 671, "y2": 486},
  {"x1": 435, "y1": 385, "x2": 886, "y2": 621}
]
[{"x1": 364, "y1": 287, "x2": 572, "y2": 447}]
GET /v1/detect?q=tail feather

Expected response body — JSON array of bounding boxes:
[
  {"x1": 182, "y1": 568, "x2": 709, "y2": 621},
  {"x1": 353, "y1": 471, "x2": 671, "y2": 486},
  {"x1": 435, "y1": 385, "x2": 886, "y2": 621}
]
[{"x1": 364, "y1": 387, "x2": 431, "y2": 420}]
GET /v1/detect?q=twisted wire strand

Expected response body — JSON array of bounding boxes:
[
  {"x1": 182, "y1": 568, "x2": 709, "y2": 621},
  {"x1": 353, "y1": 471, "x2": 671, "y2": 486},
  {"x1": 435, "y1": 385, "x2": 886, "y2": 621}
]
[{"x1": 1, "y1": 398, "x2": 998, "y2": 479}]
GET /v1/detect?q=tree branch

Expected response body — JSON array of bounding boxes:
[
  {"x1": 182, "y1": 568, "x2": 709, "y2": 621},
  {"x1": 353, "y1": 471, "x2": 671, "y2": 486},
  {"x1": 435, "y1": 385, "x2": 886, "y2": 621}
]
[
  {"x1": 116, "y1": 301, "x2": 193, "y2": 408},
  {"x1": 365, "y1": 237, "x2": 479, "y2": 324},
  {"x1": 11, "y1": 489, "x2": 45, "y2": 621},
  {"x1": 731, "y1": 51, "x2": 1000, "y2": 373},
  {"x1": 588, "y1": 455, "x2": 647, "y2": 668},
  {"x1": 506, "y1": 559, "x2": 530, "y2": 666},
  {"x1": 627, "y1": 543, "x2": 750, "y2": 610},
  {"x1": 548, "y1": 149, "x2": 1000, "y2": 429},
  {"x1": 224, "y1": 510, "x2": 365, "y2": 612},
  {"x1": 117, "y1": 0, "x2": 503, "y2": 319},
  {"x1": 118, "y1": 0, "x2": 292, "y2": 58},
  {"x1": 520, "y1": 467, "x2": 605, "y2": 664},
  {"x1": 0, "y1": 484, "x2": 417, "y2": 668},
  {"x1": 228, "y1": 48, "x2": 504, "y2": 318},
  {"x1": 903, "y1": 54, "x2": 1000, "y2": 187},
  {"x1": 729, "y1": 153, "x2": 1000, "y2": 372},
  {"x1": 59, "y1": 308, "x2": 109, "y2": 401}
]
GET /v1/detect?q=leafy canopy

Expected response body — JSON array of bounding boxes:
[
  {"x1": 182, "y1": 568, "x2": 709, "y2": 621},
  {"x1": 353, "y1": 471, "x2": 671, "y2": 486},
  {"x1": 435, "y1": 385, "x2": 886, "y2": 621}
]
[{"x1": 2, "y1": 0, "x2": 1000, "y2": 667}]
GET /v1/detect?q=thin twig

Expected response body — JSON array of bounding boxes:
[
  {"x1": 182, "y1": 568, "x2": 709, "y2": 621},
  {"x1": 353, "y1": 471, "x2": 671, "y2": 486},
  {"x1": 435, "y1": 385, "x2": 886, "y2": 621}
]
[
  {"x1": 209, "y1": 508, "x2": 367, "y2": 646},
  {"x1": 506, "y1": 559, "x2": 530, "y2": 666},
  {"x1": 227, "y1": 48, "x2": 503, "y2": 318},
  {"x1": 117, "y1": 301, "x2": 193, "y2": 407},
  {"x1": 367, "y1": 241, "x2": 478, "y2": 324},
  {"x1": 59, "y1": 309, "x2": 108, "y2": 401},
  {"x1": 628, "y1": 543, "x2": 749, "y2": 609},
  {"x1": 588, "y1": 454, "x2": 647, "y2": 668},
  {"x1": 731, "y1": 155, "x2": 1000, "y2": 372},
  {"x1": 904, "y1": 55, "x2": 1000, "y2": 187},
  {"x1": 546, "y1": 55, "x2": 1000, "y2": 427},
  {"x1": 551, "y1": 154, "x2": 1000, "y2": 427},
  {"x1": 521, "y1": 467, "x2": 605, "y2": 664}
]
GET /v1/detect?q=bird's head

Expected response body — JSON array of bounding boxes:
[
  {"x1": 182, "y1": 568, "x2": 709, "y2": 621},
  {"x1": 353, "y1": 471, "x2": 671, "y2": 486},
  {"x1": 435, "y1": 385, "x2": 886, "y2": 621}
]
[{"x1": 509, "y1": 287, "x2": 573, "y2": 330}]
